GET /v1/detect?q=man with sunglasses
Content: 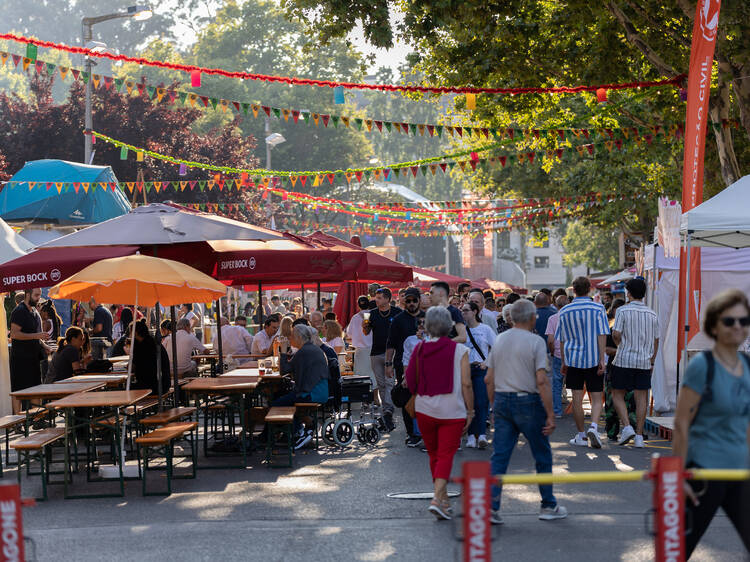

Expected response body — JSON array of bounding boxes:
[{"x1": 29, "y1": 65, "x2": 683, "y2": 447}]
[
  {"x1": 610, "y1": 277, "x2": 659, "y2": 448},
  {"x1": 386, "y1": 287, "x2": 425, "y2": 446}
]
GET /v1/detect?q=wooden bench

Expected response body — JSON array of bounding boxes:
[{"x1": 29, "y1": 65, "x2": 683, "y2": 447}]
[
  {"x1": 135, "y1": 422, "x2": 198, "y2": 496},
  {"x1": 140, "y1": 407, "x2": 196, "y2": 427},
  {"x1": 0, "y1": 415, "x2": 26, "y2": 475},
  {"x1": 12, "y1": 428, "x2": 66, "y2": 501},
  {"x1": 264, "y1": 407, "x2": 296, "y2": 468}
]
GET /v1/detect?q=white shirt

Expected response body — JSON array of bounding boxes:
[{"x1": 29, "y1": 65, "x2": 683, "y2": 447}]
[
  {"x1": 415, "y1": 342, "x2": 469, "y2": 420},
  {"x1": 162, "y1": 330, "x2": 206, "y2": 374},
  {"x1": 213, "y1": 325, "x2": 253, "y2": 356},
  {"x1": 613, "y1": 300, "x2": 659, "y2": 370},
  {"x1": 323, "y1": 336, "x2": 345, "y2": 351},
  {"x1": 346, "y1": 311, "x2": 372, "y2": 348},
  {"x1": 480, "y1": 309, "x2": 498, "y2": 334},
  {"x1": 402, "y1": 335, "x2": 420, "y2": 368},
  {"x1": 252, "y1": 328, "x2": 276, "y2": 355},
  {"x1": 465, "y1": 323, "x2": 495, "y2": 364}
]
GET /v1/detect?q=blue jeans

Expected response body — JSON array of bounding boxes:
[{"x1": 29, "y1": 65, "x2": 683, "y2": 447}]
[
  {"x1": 469, "y1": 365, "x2": 489, "y2": 437},
  {"x1": 551, "y1": 356, "x2": 564, "y2": 416},
  {"x1": 491, "y1": 392, "x2": 556, "y2": 511}
]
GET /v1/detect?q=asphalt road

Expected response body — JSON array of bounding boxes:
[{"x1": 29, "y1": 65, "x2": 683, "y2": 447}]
[{"x1": 19, "y1": 413, "x2": 748, "y2": 561}]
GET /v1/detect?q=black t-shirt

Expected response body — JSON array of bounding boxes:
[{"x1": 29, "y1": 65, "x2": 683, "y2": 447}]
[
  {"x1": 93, "y1": 305, "x2": 113, "y2": 341},
  {"x1": 369, "y1": 306, "x2": 401, "y2": 356},
  {"x1": 387, "y1": 310, "x2": 425, "y2": 368},
  {"x1": 447, "y1": 305, "x2": 465, "y2": 339},
  {"x1": 49, "y1": 345, "x2": 81, "y2": 382},
  {"x1": 10, "y1": 303, "x2": 40, "y2": 358}
]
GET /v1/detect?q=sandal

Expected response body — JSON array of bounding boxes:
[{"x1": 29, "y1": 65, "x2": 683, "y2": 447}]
[{"x1": 428, "y1": 498, "x2": 453, "y2": 521}]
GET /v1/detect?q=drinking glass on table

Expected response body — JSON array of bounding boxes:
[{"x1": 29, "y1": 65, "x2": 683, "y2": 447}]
[{"x1": 258, "y1": 359, "x2": 266, "y2": 376}]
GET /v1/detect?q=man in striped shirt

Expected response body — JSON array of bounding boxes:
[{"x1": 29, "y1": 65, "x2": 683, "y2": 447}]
[
  {"x1": 556, "y1": 277, "x2": 609, "y2": 448},
  {"x1": 611, "y1": 278, "x2": 659, "y2": 448}
]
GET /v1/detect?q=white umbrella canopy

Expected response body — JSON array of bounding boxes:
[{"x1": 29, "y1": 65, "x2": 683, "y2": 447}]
[
  {"x1": 39, "y1": 202, "x2": 284, "y2": 247},
  {"x1": 0, "y1": 218, "x2": 33, "y2": 265},
  {"x1": 599, "y1": 269, "x2": 636, "y2": 285},
  {"x1": 680, "y1": 174, "x2": 750, "y2": 248}
]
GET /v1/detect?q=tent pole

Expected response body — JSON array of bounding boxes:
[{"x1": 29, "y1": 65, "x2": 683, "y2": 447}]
[
  {"x1": 681, "y1": 233, "x2": 692, "y2": 398},
  {"x1": 170, "y1": 306, "x2": 180, "y2": 405},
  {"x1": 215, "y1": 299, "x2": 224, "y2": 374},
  {"x1": 317, "y1": 282, "x2": 321, "y2": 311},
  {"x1": 258, "y1": 282, "x2": 263, "y2": 325},
  {"x1": 301, "y1": 283, "x2": 305, "y2": 315},
  {"x1": 154, "y1": 301, "x2": 163, "y2": 412}
]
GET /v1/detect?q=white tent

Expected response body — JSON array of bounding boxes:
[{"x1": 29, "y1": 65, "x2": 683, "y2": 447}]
[
  {"x1": 680, "y1": 173, "x2": 750, "y2": 248},
  {"x1": 599, "y1": 269, "x2": 635, "y2": 285},
  {"x1": 0, "y1": 218, "x2": 32, "y2": 265}
]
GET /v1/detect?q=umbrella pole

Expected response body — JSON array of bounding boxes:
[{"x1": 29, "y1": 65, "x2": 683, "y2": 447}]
[
  {"x1": 317, "y1": 282, "x2": 321, "y2": 311},
  {"x1": 301, "y1": 284, "x2": 305, "y2": 315},
  {"x1": 170, "y1": 306, "x2": 179, "y2": 405},
  {"x1": 215, "y1": 299, "x2": 224, "y2": 374},
  {"x1": 258, "y1": 282, "x2": 263, "y2": 324},
  {"x1": 121, "y1": 283, "x2": 138, "y2": 467},
  {"x1": 155, "y1": 301, "x2": 163, "y2": 412}
]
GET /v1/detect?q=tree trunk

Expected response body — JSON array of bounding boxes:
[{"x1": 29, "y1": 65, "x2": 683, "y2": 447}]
[
  {"x1": 730, "y1": 61, "x2": 750, "y2": 143},
  {"x1": 709, "y1": 62, "x2": 741, "y2": 186}
]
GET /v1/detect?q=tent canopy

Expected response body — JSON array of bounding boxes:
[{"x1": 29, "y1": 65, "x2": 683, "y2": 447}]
[
  {"x1": 0, "y1": 218, "x2": 32, "y2": 265},
  {"x1": 40, "y1": 202, "x2": 284, "y2": 247},
  {"x1": 1, "y1": 160, "x2": 131, "y2": 225},
  {"x1": 680, "y1": 173, "x2": 750, "y2": 248}
]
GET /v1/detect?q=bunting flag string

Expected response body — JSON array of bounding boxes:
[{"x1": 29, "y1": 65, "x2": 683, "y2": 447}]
[
  {"x1": 0, "y1": 33, "x2": 686, "y2": 97},
  {"x1": 0, "y1": 50, "x2": 695, "y2": 142}
]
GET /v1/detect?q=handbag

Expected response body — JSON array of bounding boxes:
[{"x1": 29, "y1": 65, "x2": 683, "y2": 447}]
[
  {"x1": 404, "y1": 342, "x2": 422, "y2": 418},
  {"x1": 390, "y1": 383, "x2": 411, "y2": 408}
]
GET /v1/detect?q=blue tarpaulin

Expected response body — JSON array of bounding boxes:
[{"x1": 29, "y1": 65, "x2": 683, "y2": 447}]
[{"x1": 1, "y1": 159, "x2": 131, "y2": 225}]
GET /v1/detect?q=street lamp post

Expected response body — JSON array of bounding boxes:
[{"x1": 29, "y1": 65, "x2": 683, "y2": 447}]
[{"x1": 82, "y1": 5, "x2": 152, "y2": 164}]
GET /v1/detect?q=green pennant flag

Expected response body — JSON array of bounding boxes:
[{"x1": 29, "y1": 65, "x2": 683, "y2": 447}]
[
  {"x1": 448, "y1": 162, "x2": 456, "y2": 170},
  {"x1": 331, "y1": 116, "x2": 339, "y2": 128},
  {"x1": 198, "y1": 180, "x2": 206, "y2": 192},
  {"x1": 354, "y1": 118, "x2": 363, "y2": 130},
  {"x1": 301, "y1": 112, "x2": 310, "y2": 123},
  {"x1": 178, "y1": 91, "x2": 188, "y2": 105},
  {"x1": 218, "y1": 203, "x2": 225, "y2": 210},
  {"x1": 515, "y1": 129, "x2": 524, "y2": 139},
  {"x1": 114, "y1": 78, "x2": 124, "y2": 92},
  {"x1": 336, "y1": 172, "x2": 344, "y2": 180},
  {"x1": 45, "y1": 62, "x2": 56, "y2": 74},
  {"x1": 80, "y1": 71, "x2": 90, "y2": 84},
  {"x1": 146, "y1": 86, "x2": 156, "y2": 99},
  {"x1": 409, "y1": 123, "x2": 417, "y2": 135},
  {"x1": 209, "y1": 98, "x2": 218, "y2": 109},
  {"x1": 144, "y1": 182, "x2": 153, "y2": 192},
  {"x1": 119, "y1": 146, "x2": 128, "y2": 160},
  {"x1": 435, "y1": 125, "x2": 443, "y2": 138},
  {"x1": 420, "y1": 165, "x2": 427, "y2": 176},
  {"x1": 171, "y1": 181, "x2": 179, "y2": 190},
  {"x1": 384, "y1": 122, "x2": 392, "y2": 132},
  {"x1": 26, "y1": 43, "x2": 37, "y2": 61},
  {"x1": 364, "y1": 170, "x2": 372, "y2": 179},
  {"x1": 272, "y1": 107, "x2": 281, "y2": 119},
  {"x1": 241, "y1": 102, "x2": 250, "y2": 115}
]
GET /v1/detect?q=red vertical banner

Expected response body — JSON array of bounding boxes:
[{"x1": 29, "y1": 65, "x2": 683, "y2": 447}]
[
  {"x1": 462, "y1": 461, "x2": 492, "y2": 562},
  {"x1": 652, "y1": 456, "x2": 685, "y2": 562},
  {"x1": 678, "y1": 0, "x2": 721, "y2": 362},
  {"x1": 0, "y1": 482, "x2": 24, "y2": 562}
]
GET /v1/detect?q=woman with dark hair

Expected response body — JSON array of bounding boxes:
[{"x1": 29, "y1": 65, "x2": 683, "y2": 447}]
[
  {"x1": 460, "y1": 300, "x2": 494, "y2": 449},
  {"x1": 46, "y1": 326, "x2": 91, "y2": 383},
  {"x1": 112, "y1": 307, "x2": 133, "y2": 343},
  {"x1": 673, "y1": 289, "x2": 750, "y2": 558},
  {"x1": 131, "y1": 320, "x2": 170, "y2": 395},
  {"x1": 39, "y1": 300, "x2": 62, "y2": 341}
]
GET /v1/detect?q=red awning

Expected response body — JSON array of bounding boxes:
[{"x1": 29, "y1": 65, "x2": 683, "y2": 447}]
[{"x1": 0, "y1": 245, "x2": 139, "y2": 292}]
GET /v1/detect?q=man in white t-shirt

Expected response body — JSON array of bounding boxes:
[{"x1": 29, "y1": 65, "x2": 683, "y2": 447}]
[
  {"x1": 485, "y1": 299, "x2": 566, "y2": 525},
  {"x1": 346, "y1": 296, "x2": 374, "y2": 381},
  {"x1": 212, "y1": 316, "x2": 254, "y2": 357},
  {"x1": 162, "y1": 318, "x2": 206, "y2": 378},
  {"x1": 252, "y1": 314, "x2": 281, "y2": 356},
  {"x1": 468, "y1": 288, "x2": 498, "y2": 335}
]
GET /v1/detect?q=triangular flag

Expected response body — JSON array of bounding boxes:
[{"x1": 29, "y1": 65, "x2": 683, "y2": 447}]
[
  {"x1": 22, "y1": 57, "x2": 31, "y2": 71},
  {"x1": 11, "y1": 54, "x2": 21, "y2": 68}
]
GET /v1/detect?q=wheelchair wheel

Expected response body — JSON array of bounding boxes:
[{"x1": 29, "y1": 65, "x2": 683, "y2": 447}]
[
  {"x1": 322, "y1": 418, "x2": 337, "y2": 446},
  {"x1": 333, "y1": 419, "x2": 355, "y2": 447},
  {"x1": 356, "y1": 426, "x2": 367, "y2": 444},
  {"x1": 365, "y1": 427, "x2": 380, "y2": 445}
]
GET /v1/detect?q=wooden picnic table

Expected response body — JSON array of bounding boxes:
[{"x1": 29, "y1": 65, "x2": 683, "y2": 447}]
[
  {"x1": 108, "y1": 355, "x2": 130, "y2": 363},
  {"x1": 11, "y1": 382, "x2": 106, "y2": 402},
  {"x1": 56, "y1": 374, "x2": 129, "y2": 389},
  {"x1": 46, "y1": 389, "x2": 152, "y2": 499}
]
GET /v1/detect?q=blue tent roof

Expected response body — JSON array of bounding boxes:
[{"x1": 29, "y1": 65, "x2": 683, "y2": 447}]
[{"x1": 0, "y1": 159, "x2": 131, "y2": 225}]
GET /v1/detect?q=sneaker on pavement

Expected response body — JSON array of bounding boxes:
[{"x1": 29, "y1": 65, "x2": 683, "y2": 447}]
[
  {"x1": 294, "y1": 431, "x2": 313, "y2": 450},
  {"x1": 539, "y1": 505, "x2": 568, "y2": 521},
  {"x1": 634, "y1": 435, "x2": 645, "y2": 448},
  {"x1": 466, "y1": 435, "x2": 477, "y2": 448},
  {"x1": 489, "y1": 510, "x2": 504, "y2": 525},
  {"x1": 587, "y1": 427, "x2": 602, "y2": 449},
  {"x1": 569, "y1": 434, "x2": 587, "y2": 447},
  {"x1": 477, "y1": 435, "x2": 489, "y2": 449},
  {"x1": 384, "y1": 413, "x2": 396, "y2": 432},
  {"x1": 428, "y1": 500, "x2": 452, "y2": 521},
  {"x1": 617, "y1": 425, "x2": 636, "y2": 446},
  {"x1": 406, "y1": 435, "x2": 423, "y2": 448}
]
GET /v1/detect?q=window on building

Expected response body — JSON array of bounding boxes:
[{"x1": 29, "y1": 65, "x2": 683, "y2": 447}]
[
  {"x1": 497, "y1": 231, "x2": 511, "y2": 251},
  {"x1": 534, "y1": 256, "x2": 550, "y2": 269},
  {"x1": 471, "y1": 235, "x2": 485, "y2": 257}
]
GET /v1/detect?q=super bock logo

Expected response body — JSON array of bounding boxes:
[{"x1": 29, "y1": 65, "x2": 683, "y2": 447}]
[
  {"x1": 50, "y1": 269, "x2": 61, "y2": 282},
  {"x1": 249, "y1": 257, "x2": 256, "y2": 270},
  {"x1": 699, "y1": 0, "x2": 720, "y2": 41}
]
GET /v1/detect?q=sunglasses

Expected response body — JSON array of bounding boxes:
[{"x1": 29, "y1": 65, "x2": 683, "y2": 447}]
[
  {"x1": 404, "y1": 298, "x2": 419, "y2": 304},
  {"x1": 719, "y1": 316, "x2": 750, "y2": 328}
]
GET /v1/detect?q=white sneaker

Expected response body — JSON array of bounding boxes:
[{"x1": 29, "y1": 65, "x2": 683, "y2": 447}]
[
  {"x1": 634, "y1": 435, "x2": 645, "y2": 448},
  {"x1": 465, "y1": 435, "x2": 477, "y2": 448},
  {"x1": 618, "y1": 425, "x2": 635, "y2": 446},
  {"x1": 587, "y1": 427, "x2": 602, "y2": 449},
  {"x1": 569, "y1": 434, "x2": 587, "y2": 447},
  {"x1": 477, "y1": 435, "x2": 489, "y2": 449},
  {"x1": 539, "y1": 505, "x2": 568, "y2": 521},
  {"x1": 489, "y1": 510, "x2": 504, "y2": 525}
]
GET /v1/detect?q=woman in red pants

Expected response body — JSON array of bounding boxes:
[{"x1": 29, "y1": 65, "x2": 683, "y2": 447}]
[{"x1": 407, "y1": 306, "x2": 473, "y2": 520}]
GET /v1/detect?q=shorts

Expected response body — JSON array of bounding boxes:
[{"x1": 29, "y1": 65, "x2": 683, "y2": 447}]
[
  {"x1": 610, "y1": 365, "x2": 652, "y2": 391},
  {"x1": 565, "y1": 366, "x2": 603, "y2": 392}
]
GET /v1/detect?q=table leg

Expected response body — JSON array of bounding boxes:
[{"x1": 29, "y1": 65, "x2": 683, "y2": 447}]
[
  {"x1": 240, "y1": 394, "x2": 247, "y2": 467},
  {"x1": 115, "y1": 410, "x2": 124, "y2": 497},
  {"x1": 63, "y1": 408, "x2": 71, "y2": 499}
]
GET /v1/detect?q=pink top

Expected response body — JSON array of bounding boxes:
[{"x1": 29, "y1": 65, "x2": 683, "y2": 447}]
[{"x1": 545, "y1": 312, "x2": 561, "y2": 359}]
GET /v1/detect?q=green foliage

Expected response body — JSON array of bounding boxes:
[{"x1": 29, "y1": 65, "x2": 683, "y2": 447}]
[{"x1": 561, "y1": 222, "x2": 620, "y2": 272}]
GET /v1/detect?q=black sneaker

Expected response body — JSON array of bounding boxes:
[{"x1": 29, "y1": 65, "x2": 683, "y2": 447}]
[
  {"x1": 377, "y1": 417, "x2": 386, "y2": 431},
  {"x1": 294, "y1": 431, "x2": 313, "y2": 450},
  {"x1": 384, "y1": 413, "x2": 395, "y2": 432},
  {"x1": 406, "y1": 435, "x2": 423, "y2": 448}
]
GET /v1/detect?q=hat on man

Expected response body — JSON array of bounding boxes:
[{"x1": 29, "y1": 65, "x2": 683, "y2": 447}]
[{"x1": 404, "y1": 287, "x2": 421, "y2": 300}]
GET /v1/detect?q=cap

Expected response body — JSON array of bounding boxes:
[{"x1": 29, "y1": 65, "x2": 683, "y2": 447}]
[{"x1": 404, "y1": 287, "x2": 421, "y2": 300}]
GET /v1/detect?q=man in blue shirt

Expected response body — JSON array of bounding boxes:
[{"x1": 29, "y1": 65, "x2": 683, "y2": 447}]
[
  {"x1": 534, "y1": 292, "x2": 557, "y2": 342},
  {"x1": 556, "y1": 277, "x2": 610, "y2": 448}
]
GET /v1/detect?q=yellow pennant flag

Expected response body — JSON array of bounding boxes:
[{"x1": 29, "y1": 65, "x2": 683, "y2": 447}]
[
  {"x1": 418, "y1": 124, "x2": 425, "y2": 136},
  {"x1": 82, "y1": 182, "x2": 89, "y2": 193},
  {"x1": 58, "y1": 66, "x2": 68, "y2": 80},
  {"x1": 312, "y1": 113, "x2": 320, "y2": 126},
  {"x1": 179, "y1": 181, "x2": 187, "y2": 191},
  {"x1": 136, "y1": 151, "x2": 144, "y2": 162},
  {"x1": 22, "y1": 57, "x2": 31, "y2": 71},
  {"x1": 466, "y1": 93, "x2": 476, "y2": 109},
  {"x1": 156, "y1": 88, "x2": 166, "y2": 102},
  {"x1": 207, "y1": 181, "x2": 215, "y2": 190},
  {"x1": 126, "y1": 81, "x2": 135, "y2": 95},
  {"x1": 282, "y1": 109, "x2": 291, "y2": 122},
  {"x1": 125, "y1": 182, "x2": 135, "y2": 192},
  {"x1": 188, "y1": 93, "x2": 198, "y2": 107},
  {"x1": 153, "y1": 181, "x2": 162, "y2": 192},
  {"x1": 28, "y1": 182, "x2": 36, "y2": 191},
  {"x1": 251, "y1": 105, "x2": 259, "y2": 118},
  {"x1": 92, "y1": 74, "x2": 101, "y2": 88},
  {"x1": 365, "y1": 119, "x2": 373, "y2": 132},
  {"x1": 0, "y1": 52, "x2": 8, "y2": 66},
  {"x1": 220, "y1": 99, "x2": 228, "y2": 112},
  {"x1": 55, "y1": 182, "x2": 63, "y2": 193},
  {"x1": 341, "y1": 117, "x2": 350, "y2": 128}
]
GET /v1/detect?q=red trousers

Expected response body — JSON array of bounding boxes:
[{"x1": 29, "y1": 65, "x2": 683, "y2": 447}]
[{"x1": 416, "y1": 412, "x2": 465, "y2": 481}]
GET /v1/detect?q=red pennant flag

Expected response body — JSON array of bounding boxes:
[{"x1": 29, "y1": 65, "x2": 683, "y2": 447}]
[
  {"x1": 73, "y1": 182, "x2": 80, "y2": 193},
  {"x1": 71, "y1": 69, "x2": 80, "y2": 81},
  {"x1": 439, "y1": 163, "x2": 447, "y2": 173},
  {"x1": 470, "y1": 160, "x2": 477, "y2": 170},
  {"x1": 454, "y1": 126, "x2": 463, "y2": 137},
  {"x1": 355, "y1": 171, "x2": 363, "y2": 181},
  {"x1": 555, "y1": 149, "x2": 564, "y2": 159},
  {"x1": 557, "y1": 129, "x2": 565, "y2": 140},
  {"x1": 586, "y1": 145, "x2": 594, "y2": 155},
  {"x1": 103, "y1": 76, "x2": 113, "y2": 89},
  {"x1": 410, "y1": 166, "x2": 418, "y2": 177},
  {"x1": 583, "y1": 129, "x2": 590, "y2": 139},
  {"x1": 644, "y1": 134, "x2": 654, "y2": 145},
  {"x1": 482, "y1": 128, "x2": 490, "y2": 138},
  {"x1": 506, "y1": 128, "x2": 514, "y2": 139},
  {"x1": 34, "y1": 60, "x2": 44, "y2": 74},
  {"x1": 11, "y1": 54, "x2": 21, "y2": 67},
  {"x1": 262, "y1": 106, "x2": 271, "y2": 116},
  {"x1": 232, "y1": 101, "x2": 240, "y2": 112},
  {"x1": 136, "y1": 83, "x2": 146, "y2": 95},
  {"x1": 374, "y1": 120, "x2": 383, "y2": 132},
  {"x1": 527, "y1": 152, "x2": 535, "y2": 164},
  {"x1": 326, "y1": 173, "x2": 335, "y2": 184},
  {"x1": 300, "y1": 176, "x2": 308, "y2": 186},
  {"x1": 614, "y1": 139, "x2": 623, "y2": 150},
  {"x1": 426, "y1": 125, "x2": 435, "y2": 136},
  {"x1": 321, "y1": 114, "x2": 330, "y2": 127},
  {"x1": 45, "y1": 182, "x2": 52, "y2": 190},
  {"x1": 499, "y1": 156, "x2": 507, "y2": 167},
  {"x1": 291, "y1": 110, "x2": 300, "y2": 123}
]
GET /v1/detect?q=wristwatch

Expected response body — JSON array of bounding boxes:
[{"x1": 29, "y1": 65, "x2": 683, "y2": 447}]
[{"x1": 384, "y1": 362, "x2": 393, "y2": 367}]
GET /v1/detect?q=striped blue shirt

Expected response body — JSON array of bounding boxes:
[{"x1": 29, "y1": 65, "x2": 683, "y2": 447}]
[{"x1": 555, "y1": 297, "x2": 610, "y2": 368}]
